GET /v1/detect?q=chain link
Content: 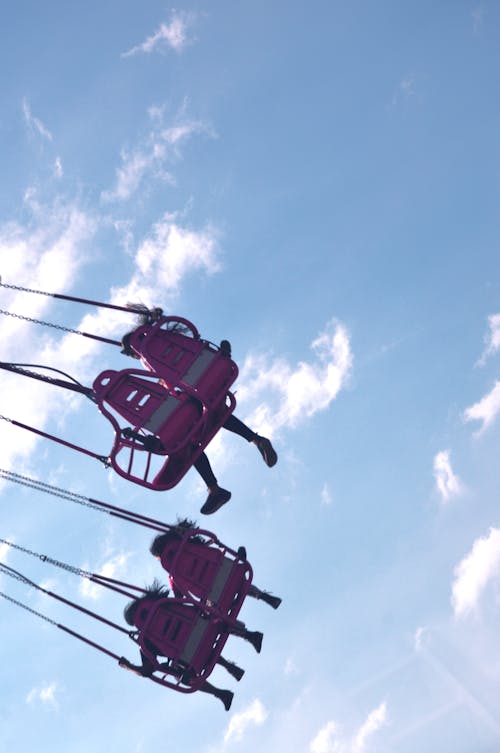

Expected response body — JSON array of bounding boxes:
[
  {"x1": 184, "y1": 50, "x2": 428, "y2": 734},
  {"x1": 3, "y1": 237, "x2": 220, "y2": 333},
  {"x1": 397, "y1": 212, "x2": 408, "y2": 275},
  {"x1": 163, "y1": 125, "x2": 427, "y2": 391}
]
[
  {"x1": 0, "y1": 280, "x2": 53, "y2": 297},
  {"x1": 0, "y1": 590, "x2": 58, "y2": 627},
  {"x1": 0, "y1": 362, "x2": 91, "y2": 395},
  {"x1": 0, "y1": 538, "x2": 92, "y2": 579},
  {"x1": 0, "y1": 307, "x2": 89, "y2": 337},
  {"x1": 0, "y1": 468, "x2": 113, "y2": 515}
]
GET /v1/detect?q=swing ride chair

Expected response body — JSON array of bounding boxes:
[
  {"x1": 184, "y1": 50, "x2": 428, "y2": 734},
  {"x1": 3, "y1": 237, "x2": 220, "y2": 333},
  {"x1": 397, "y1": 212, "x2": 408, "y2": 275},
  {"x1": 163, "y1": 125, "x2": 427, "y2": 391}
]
[
  {"x1": 93, "y1": 364, "x2": 237, "y2": 490},
  {"x1": 162, "y1": 528, "x2": 253, "y2": 620},
  {"x1": 0, "y1": 518, "x2": 253, "y2": 698},
  {"x1": 132, "y1": 596, "x2": 232, "y2": 693},
  {"x1": 0, "y1": 306, "x2": 238, "y2": 490},
  {"x1": 127, "y1": 315, "x2": 239, "y2": 408}
]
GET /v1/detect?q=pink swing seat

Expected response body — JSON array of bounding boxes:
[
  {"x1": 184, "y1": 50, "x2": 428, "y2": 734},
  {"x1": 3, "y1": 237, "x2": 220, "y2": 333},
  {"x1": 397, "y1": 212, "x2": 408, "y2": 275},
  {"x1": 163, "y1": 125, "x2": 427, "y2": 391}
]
[
  {"x1": 93, "y1": 367, "x2": 236, "y2": 490},
  {"x1": 160, "y1": 528, "x2": 253, "y2": 621},
  {"x1": 127, "y1": 316, "x2": 239, "y2": 408},
  {"x1": 133, "y1": 596, "x2": 230, "y2": 692}
]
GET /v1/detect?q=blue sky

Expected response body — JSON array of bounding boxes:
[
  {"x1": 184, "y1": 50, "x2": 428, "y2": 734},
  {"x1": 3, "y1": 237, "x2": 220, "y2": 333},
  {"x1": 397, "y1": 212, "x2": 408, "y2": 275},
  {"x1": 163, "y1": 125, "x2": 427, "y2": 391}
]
[{"x1": 0, "y1": 2, "x2": 499, "y2": 751}]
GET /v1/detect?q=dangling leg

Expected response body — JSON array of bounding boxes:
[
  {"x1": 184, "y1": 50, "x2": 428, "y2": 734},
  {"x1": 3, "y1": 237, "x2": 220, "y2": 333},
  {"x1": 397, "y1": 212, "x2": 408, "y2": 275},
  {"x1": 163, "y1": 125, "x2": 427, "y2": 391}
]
[
  {"x1": 223, "y1": 416, "x2": 277, "y2": 467},
  {"x1": 194, "y1": 453, "x2": 231, "y2": 515},
  {"x1": 248, "y1": 584, "x2": 282, "y2": 610},
  {"x1": 217, "y1": 655, "x2": 245, "y2": 681},
  {"x1": 230, "y1": 620, "x2": 263, "y2": 653},
  {"x1": 199, "y1": 680, "x2": 234, "y2": 711}
]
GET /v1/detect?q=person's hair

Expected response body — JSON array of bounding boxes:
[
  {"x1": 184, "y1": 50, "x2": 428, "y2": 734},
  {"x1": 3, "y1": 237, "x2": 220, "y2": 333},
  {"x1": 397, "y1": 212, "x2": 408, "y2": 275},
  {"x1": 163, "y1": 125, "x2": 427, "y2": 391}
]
[
  {"x1": 149, "y1": 532, "x2": 173, "y2": 557},
  {"x1": 126, "y1": 303, "x2": 161, "y2": 326},
  {"x1": 149, "y1": 518, "x2": 204, "y2": 557},
  {"x1": 120, "y1": 332, "x2": 140, "y2": 357},
  {"x1": 123, "y1": 580, "x2": 170, "y2": 625}
]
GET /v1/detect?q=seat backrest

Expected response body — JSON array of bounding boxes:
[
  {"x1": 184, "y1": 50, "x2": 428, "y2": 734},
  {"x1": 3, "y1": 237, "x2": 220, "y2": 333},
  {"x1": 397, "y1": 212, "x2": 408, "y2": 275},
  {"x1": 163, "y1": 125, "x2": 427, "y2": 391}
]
[
  {"x1": 128, "y1": 318, "x2": 238, "y2": 405},
  {"x1": 93, "y1": 369, "x2": 203, "y2": 453},
  {"x1": 161, "y1": 540, "x2": 224, "y2": 598},
  {"x1": 161, "y1": 539, "x2": 250, "y2": 615},
  {"x1": 135, "y1": 598, "x2": 198, "y2": 661},
  {"x1": 137, "y1": 598, "x2": 225, "y2": 677}
]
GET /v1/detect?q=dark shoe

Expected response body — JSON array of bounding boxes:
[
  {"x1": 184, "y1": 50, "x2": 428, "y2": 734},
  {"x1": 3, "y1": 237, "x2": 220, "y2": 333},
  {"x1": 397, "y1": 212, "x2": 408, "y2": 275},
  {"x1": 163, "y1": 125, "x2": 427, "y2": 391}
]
[
  {"x1": 261, "y1": 592, "x2": 282, "y2": 610},
  {"x1": 220, "y1": 340, "x2": 232, "y2": 358},
  {"x1": 237, "y1": 546, "x2": 247, "y2": 561},
  {"x1": 248, "y1": 631, "x2": 263, "y2": 654},
  {"x1": 200, "y1": 487, "x2": 231, "y2": 515},
  {"x1": 220, "y1": 690, "x2": 234, "y2": 711},
  {"x1": 225, "y1": 661, "x2": 245, "y2": 681},
  {"x1": 254, "y1": 436, "x2": 277, "y2": 467}
]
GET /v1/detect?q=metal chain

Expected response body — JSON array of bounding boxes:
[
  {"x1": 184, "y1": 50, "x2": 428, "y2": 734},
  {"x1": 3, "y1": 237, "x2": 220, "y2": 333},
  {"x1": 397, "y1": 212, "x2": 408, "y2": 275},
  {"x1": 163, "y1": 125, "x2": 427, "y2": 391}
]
[
  {"x1": 0, "y1": 281, "x2": 54, "y2": 297},
  {"x1": 0, "y1": 468, "x2": 113, "y2": 516},
  {"x1": 0, "y1": 590, "x2": 58, "y2": 627},
  {"x1": 0, "y1": 538, "x2": 92, "y2": 579},
  {"x1": 0, "y1": 562, "x2": 41, "y2": 589},
  {"x1": 0, "y1": 308, "x2": 90, "y2": 338},
  {"x1": 0, "y1": 361, "x2": 90, "y2": 394}
]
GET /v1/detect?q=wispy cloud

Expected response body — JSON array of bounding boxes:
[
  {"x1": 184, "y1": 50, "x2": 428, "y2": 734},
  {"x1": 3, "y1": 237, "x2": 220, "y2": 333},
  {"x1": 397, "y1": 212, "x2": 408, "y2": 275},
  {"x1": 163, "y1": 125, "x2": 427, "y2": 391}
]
[
  {"x1": 26, "y1": 681, "x2": 60, "y2": 709},
  {"x1": 391, "y1": 76, "x2": 416, "y2": 106},
  {"x1": 284, "y1": 656, "x2": 300, "y2": 675},
  {"x1": 321, "y1": 482, "x2": 333, "y2": 506},
  {"x1": 452, "y1": 527, "x2": 500, "y2": 617},
  {"x1": 22, "y1": 98, "x2": 53, "y2": 142},
  {"x1": 53, "y1": 157, "x2": 63, "y2": 179},
  {"x1": 463, "y1": 380, "x2": 500, "y2": 434},
  {"x1": 310, "y1": 720, "x2": 339, "y2": 753},
  {"x1": 309, "y1": 702, "x2": 388, "y2": 753},
  {"x1": 477, "y1": 313, "x2": 500, "y2": 365},
  {"x1": 237, "y1": 319, "x2": 352, "y2": 437},
  {"x1": 223, "y1": 698, "x2": 268, "y2": 744},
  {"x1": 0, "y1": 538, "x2": 13, "y2": 563},
  {"x1": 121, "y1": 10, "x2": 194, "y2": 58},
  {"x1": 414, "y1": 626, "x2": 428, "y2": 651},
  {"x1": 101, "y1": 106, "x2": 210, "y2": 203},
  {"x1": 472, "y1": 6, "x2": 485, "y2": 33},
  {"x1": 352, "y1": 703, "x2": 388, "y2": 753},
  {"x1": 433, "y1": 450, "x2": 462, "y2": 502},
  {"x1": 133, "y1": 214, "x2": 220, "y2": 293},
  {"x1": 0, "y1": 196, "x2": 97, "y2": 471},
  {"x1": 80, "y1": 552, "x2": 130, "y2": 600}
]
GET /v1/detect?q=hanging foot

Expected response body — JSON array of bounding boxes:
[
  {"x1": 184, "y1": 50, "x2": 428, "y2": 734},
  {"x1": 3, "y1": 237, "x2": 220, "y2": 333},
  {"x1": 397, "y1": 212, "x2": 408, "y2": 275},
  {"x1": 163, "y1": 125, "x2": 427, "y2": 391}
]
[
  {"x1": 200, "y1": 486, "x2": 231, "y2": 515},
  {"x1": 254, "y1": 436, "x2": 277, "y2": 467}
]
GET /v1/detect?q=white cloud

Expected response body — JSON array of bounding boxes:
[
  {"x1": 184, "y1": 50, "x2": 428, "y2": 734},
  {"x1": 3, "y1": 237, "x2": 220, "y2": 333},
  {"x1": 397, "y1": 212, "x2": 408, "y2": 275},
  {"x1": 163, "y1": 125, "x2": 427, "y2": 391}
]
[
  {"x1": 80, "y1": 552, "x2": 130, "y2": 600},
  {"x1": 133, "y1": 215, "x2": 220, "y2": 293},
  {"x1": 122, "y1": 10, "x2": 193, "y2": 58},
  {"x1": 26, "y1": 681, "x2": 60, "y2": 709},
  {"x1": 477, "y1": 313, "x2": 500, "y2": 365},
  {"x1": 223, "y1": 698, "x2": 268, "y2": 744},
  {"x1": 463, "y1": 380, "x2": 500, "y2": 434},
  {"x1": 352, "y1": 703, "x2": 388, "y2": 753},
  {"x1": 102, "y1": 147, "x2": 165, "y2": 203},
  {"x1": 433, "y1": 450, "x2": 462, "y2": 502},
  {"x1": 22, "y1": 99, "x2": 53, "y2": 142},
  {"x1": 391, "y1": 76, "x2": 415, "y2": 106},
  {"x1": 237, "y1": 319, "x2": 352, "y2": 437},
  {"x1": 0, "y1": 539, "x2": 12, "y2": 563},
  {"x1": 452, "y1": 528, "x2": 500, "y2": 616},
  {"x1": 101, "y1": 108, "x2": 210, "y2": 203},
  {"x1": 309, "y1": 703, "x2": 388, "y2": 753},
  {"x1": 0, "y1": 197, "x2": 97, "y2": 471},
  {"x1": 414, "y1": 626, "x2": 428, "y2": 652},
  {"x1": 53, "y1": 157, "x2": 63, "y2": 179},
  {"x1": 321, "y1": 482, "x2": 333, "y2": 506},
  {"x1": 310, "y1": 721, "x2": 340, "y2": 753},
  {"x1": 472, "y1": 6, "x2": 484, "y2": 33},
  {"x1": 284, "y1": 656, "x2": 299, "y2": 675}
]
